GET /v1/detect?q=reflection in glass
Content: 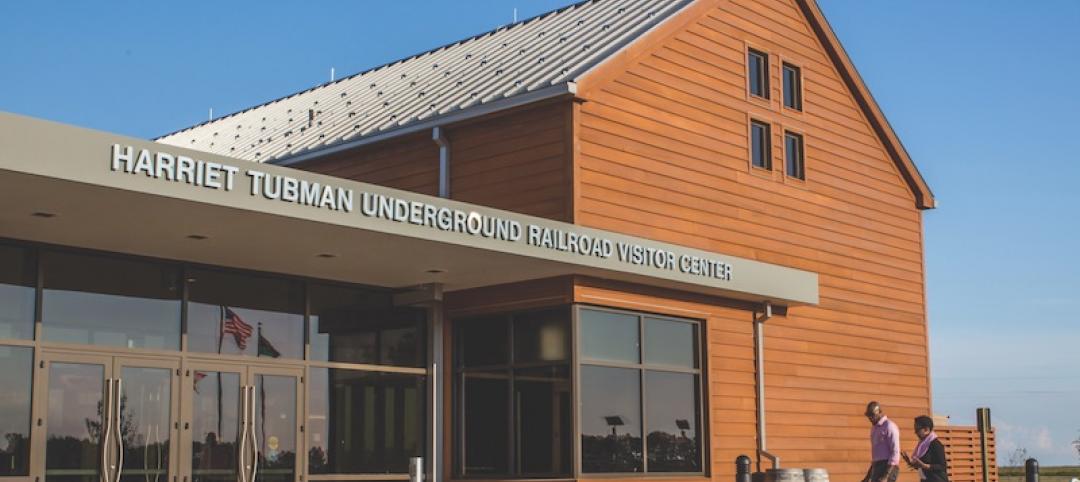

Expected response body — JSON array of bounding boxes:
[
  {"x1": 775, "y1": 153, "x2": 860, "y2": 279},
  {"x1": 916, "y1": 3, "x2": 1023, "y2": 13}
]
[
  {"x1": 580, "y1": 309, "x2": 639, "y2": 363},
  {"x1": 580, "y1": 366, "x2": 642, "y2": 473},
  {"x1": 0, "y1": 346, "x2": 32, "y2": 475},
  {"x1": 513, "y1": 309, "x2": 569, "y2": 363},
  {"x1": 187, "y1": 269, "x2": 303, "y2": 359},
  {"x1": 307, "y1": 369, "x2": 424, "y2": 474},
  {"x1": 462, "y1": 371, "x2": 509, "y2": 475},
  {"x1": 119, "y1": 367, "x2": 172, "y2": 482},
  {"x1": 309, "y1": 284, "x2": 425, "y2": 367},
  {"x1": 191, "y1": 371, "x2": 241, "y2": 482},
  {"x1": 45, "y1": 362, "x2": 105, "y2": 482},
  {"x1": 0, "y1": 245, "x2": 35, "y2": 340},
  {"x1": 254, "y1": 375, "x2": 296, "y2": 482},
  {"x1": 644, "y1": 318, "x2": 698, "y2": 368},
  {"x1": 42, "y1": 251, "x2": 181, "y2": 349},
  {"x1": 459, "y1": 317, "x2": 508, "y2": 367},
  {"x1": 515, "y1": 366, "x2": 571, "y2": 475},
  {"x1": 645, "y1": 372, "x2": 700, "y2": 472}
]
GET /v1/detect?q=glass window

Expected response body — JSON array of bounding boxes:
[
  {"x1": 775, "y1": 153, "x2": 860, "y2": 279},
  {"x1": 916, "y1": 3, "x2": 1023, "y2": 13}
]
[
  {"x1": 751, "y1": 120, "x2": 771, "y2": 170},
  {"x1": 580, "y1": 366, "x2": 642, "y2": 473},
  {"x1": 580, "y1": 310, "x2": 638, "y2": 363},
  {"x1": 187, "y1": 269, "x2": 303, "y2": 359},
  {"x1": 455, "y1": 308, "x2": 571, "y2": 477},
  {"x1": 515, "y1": 366, "x2": 571, "y2": 475},
  {"x1": 307, "y1": 368, "x2": 425, "y2": 475},
  {"x1": 748, "y1": 49, "x2": 769, "y2": 98},
  {"x1": 644, "y1": 371, "x2": 701, "y2": 472},
  {"x1": 783, "y1": 63, "x2": 802, "y2": 110},
  {"x1": 644, "y1": 318, "x2": 698, "y2": 369},
  {"x1": 42, "y1": 251, "x2": 181, "y2": 349},
  {"x1": 578, "y1": 308, "x2": 703, "y2": 475},
  {"x1": 0, "y1": 346, "x2": 32, "y2": 476},
  {"x1": 459, "y1": 316, "x2": 508, "y2": 367},
  {"x1": 785, "y1": 131, "x2": 805, "y2": 180},
  {"x1": 462, "y1": 370, "x2": 509, "y2": 475},
  {"x1": 0, "y1": 245, "x2": 35, "y2": 340},
  {"x1": 309, "y1": 283, "x2": 425, "y2": 367}
]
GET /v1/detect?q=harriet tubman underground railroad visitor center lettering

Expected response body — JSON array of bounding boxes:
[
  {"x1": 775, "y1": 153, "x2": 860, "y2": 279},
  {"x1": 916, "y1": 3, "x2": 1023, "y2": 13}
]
[{"x1": 111, "y1": 143, "x2": 736, "y2": 281}]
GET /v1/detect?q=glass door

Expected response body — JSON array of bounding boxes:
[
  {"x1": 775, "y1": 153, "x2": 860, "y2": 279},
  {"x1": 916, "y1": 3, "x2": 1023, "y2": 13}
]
[
  {"x1": 181, "y1": 364, "x2": 301, "y2": 482},
  {"x1": 30, "y1": 352, "x2": 180, "y2": 482}
]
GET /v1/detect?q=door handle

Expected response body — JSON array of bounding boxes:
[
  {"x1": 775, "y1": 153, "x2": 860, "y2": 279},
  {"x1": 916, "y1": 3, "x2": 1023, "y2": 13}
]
[
  {"x1": 248, "y1": 386, "x2": 258, "y2": 482},
  {"x1": 101, "y1": 379, "x2": 114, "y2": 482},
  {"x1": 112, "y1": 378, "x2": 124, "y2": 482},
  {"x1": 238, "y1": 386, "x2": 249, "y2": 482}
]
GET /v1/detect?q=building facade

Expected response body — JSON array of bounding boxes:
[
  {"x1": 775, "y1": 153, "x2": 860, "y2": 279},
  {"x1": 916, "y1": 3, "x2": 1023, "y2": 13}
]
[{"x1": 0, "y1": 1, "x2": 934, "y2": 482}]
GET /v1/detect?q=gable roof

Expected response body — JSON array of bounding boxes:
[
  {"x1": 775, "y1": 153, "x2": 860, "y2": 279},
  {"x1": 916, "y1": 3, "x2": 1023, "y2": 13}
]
[
  {"x1": 156, "y1": 0, "x2": 693, "y2": 164},
  {"x1": 157, "y1": 0, "x2": 934, "y2": 209}
]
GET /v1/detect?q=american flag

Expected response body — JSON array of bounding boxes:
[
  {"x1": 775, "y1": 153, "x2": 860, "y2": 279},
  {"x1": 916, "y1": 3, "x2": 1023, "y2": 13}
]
[
  {"x1": 193, "y1": 371, "x2": 207, "y2": 393},
  {"x1": 222, "y1": 307, "x2": 254, "y2": 349}
]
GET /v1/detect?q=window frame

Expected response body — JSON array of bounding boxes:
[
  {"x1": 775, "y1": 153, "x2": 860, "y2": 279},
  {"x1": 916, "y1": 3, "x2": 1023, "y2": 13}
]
[
  {"x1": 782, "y1": 62, "x2": 803, "y2": 111},
  {"x1": 747, "y1": 48, "x2": 770, "y2": 100},
  {"x1": 750, "y1": 119, "x2": 773, "y2": 171},
  {"x1": 574, "y1": 305, "x2": 706, "y2": 477},
  {"x1": 453, "y1": 307, "x2": 574, "y2": 479},
  {"x1": 784, "y1": 130, "x2": 806, "y2": 181}
]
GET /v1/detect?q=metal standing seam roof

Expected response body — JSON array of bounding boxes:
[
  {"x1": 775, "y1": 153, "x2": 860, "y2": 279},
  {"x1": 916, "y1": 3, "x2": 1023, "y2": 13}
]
[{"x1": 155, "y1": 0, "x2": 694, "y2": 164}]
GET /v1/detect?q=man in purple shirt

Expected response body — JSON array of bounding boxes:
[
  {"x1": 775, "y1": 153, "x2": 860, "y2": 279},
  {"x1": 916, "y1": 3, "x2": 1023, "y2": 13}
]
[{"x1": 862, "y1": 401, "x2": 901, "y2": 482}]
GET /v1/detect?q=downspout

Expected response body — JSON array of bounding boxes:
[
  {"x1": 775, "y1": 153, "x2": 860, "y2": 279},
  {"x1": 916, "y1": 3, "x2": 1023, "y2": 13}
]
[
  {"x1": 433, "y1": 127, "x2": 450, "y2": 198},
  {"x1": 755, "y1": 302, "x2": 780, "y2": 471}
]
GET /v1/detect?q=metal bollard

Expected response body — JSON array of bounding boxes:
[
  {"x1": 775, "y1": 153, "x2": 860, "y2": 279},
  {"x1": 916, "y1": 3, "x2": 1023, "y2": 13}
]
[
  {"x1": 409, "y1": 456, "x2": 424, "y2": 482},
  {"x1": 736, "y1": 455, "x2": 753, "y2": 482},
  {"x1": 1025, "y1": 458, "x2": 1039, "y2": 482}
]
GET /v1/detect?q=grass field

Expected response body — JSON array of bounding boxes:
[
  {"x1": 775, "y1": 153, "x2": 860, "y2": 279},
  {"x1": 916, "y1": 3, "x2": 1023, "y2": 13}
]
[{"x1": 1000, "y1": 466, "x2": 1080, "y2": 477}]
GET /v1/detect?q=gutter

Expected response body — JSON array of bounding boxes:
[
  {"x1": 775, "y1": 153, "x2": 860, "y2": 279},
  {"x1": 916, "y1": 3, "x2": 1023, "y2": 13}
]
[
  {"x1": 269, "y1": 82, "x2": 577, "y2": 167},
  {"x1": 433, "y1": 127, "x2": 450, "y2": 198},
  {"x1": 756, "y1": 302, "x2": 780, "y2": 471}
]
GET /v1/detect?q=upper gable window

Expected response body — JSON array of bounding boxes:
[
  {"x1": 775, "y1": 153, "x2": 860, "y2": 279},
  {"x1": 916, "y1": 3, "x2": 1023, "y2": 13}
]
[
  {"x1": 785, "y1": 131, "x2": 805, "y2": 180},
  {"x1": 750, "y1": 120, "x2": 772, "y2": 170},
  {"x1": 748, "y1": 49, "x2": 769, "y2": 99},
  {"x1": 783, "y1": 63, "x2": 802, "y2": 111}
]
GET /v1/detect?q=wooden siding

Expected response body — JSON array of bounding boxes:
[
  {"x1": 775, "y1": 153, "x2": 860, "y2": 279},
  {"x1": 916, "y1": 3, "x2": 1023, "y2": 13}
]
[
  {"x1": 299, "y1": 101, "x2": 574, "y2": 221},
  {"x1": 448, "y1": 101, "x2": 573, "y2": 221},
  {"x1": 575, "y1": 0, "x2": 930, "y2": 481},
  {"x1": 939, "y1": 427, "x2": 999, "y2": 482},
  {"x1": 300, "y1": 131, "x2": 440, "y2": 196}
]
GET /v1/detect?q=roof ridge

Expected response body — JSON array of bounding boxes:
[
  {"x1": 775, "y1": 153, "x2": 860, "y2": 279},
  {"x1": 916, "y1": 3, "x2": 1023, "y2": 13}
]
[{"x1": 154, "y1": 0, "x2": 596, "y2": 140}]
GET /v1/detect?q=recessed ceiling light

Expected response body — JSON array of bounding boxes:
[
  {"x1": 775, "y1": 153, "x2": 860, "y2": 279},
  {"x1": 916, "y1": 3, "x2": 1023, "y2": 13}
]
[
  {"x1": 316, "y1": 253, "x2": 337, "y2": 258},
  {"x1": 186, "y1": 234, "x2": 208, "y2": 240},
  {"x1": 31, "y1": 212, "x2": 56, "y2": 218}
]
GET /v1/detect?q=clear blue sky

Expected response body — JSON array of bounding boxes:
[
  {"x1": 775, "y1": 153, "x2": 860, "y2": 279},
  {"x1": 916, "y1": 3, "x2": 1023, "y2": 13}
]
[{"x1": 2, "y1": 0, "x2": 1078, "y2": 466}]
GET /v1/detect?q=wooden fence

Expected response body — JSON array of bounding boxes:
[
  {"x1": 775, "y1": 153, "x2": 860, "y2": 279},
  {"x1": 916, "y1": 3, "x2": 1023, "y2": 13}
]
[{"x1": 938, "y1": 426, "x2": 998, "y2": 482}]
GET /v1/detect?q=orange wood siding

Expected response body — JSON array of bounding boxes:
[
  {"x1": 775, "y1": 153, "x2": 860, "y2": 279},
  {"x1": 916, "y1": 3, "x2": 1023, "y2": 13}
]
[
  {"x1": 300, "y1": 131, "x2": 440, "y2": 196},
  {"x1": 297, "y1": 101, "x2": 573, "y2": 221},
  {"x1": 448, "y1": 102, "x2": 573, "y2": 221},
  {"x1": 939, "y1": 427, "x2": 999, "y2": 482},
  {"x1": 575, "y1": 0, "x2": 930, "y2": 480}
]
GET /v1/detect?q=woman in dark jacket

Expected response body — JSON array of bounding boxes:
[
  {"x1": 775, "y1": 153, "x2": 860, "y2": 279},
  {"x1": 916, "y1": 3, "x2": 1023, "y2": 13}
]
[{"x1": 902, "y1": 416, "x2": 949, "y2": 482}]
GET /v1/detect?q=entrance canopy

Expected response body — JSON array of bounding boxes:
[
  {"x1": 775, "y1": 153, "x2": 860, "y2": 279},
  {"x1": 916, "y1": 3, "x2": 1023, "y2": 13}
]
[{"x1": 0, "y1": 112, "x2": 817, "y2": 305}]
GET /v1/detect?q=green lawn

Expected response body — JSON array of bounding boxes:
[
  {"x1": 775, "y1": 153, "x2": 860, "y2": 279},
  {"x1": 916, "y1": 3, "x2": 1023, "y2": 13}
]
[{"x1": 1000, "y1": 466, "x2": 1080, "y2": 477}]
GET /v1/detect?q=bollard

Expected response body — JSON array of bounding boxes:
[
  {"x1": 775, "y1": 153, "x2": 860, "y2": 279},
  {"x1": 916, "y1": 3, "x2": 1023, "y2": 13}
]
[
  {"x1": 736, "y1": 455, "x2": 752, "y2": 482},
  {"x1": 409, "y1": 456, "x2": 424, "y2": 482},
  {"x1": 1025, "y1": 458, "x2": 1039, "y2": 482}
]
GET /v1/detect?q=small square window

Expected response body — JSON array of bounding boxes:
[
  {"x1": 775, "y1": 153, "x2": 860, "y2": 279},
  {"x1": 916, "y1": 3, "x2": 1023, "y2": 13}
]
[
  {"x1": 748, "y1": 49, "x2": 769, "y2": 98},
  {"x1": 785, "y1": 131, "x2": 805, "y2": 180},
  {"x1": 783, "y1": 63, "x2": 802, "y2": 111},
  {"x1": 750, "y1": 120, "x2": 771, "y2": 170}
]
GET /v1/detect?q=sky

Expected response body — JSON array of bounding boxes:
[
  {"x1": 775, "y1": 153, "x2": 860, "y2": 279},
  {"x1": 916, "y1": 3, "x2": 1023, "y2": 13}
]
[{"x1": 1, "y1": 0, "x2": 1079, "y2": 467}]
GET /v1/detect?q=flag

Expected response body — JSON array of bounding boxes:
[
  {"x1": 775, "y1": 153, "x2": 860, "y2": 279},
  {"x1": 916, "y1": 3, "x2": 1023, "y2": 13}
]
[
  {"x1": 222, "y1": 307, "x2": 254, "y2": 349},
  {"x1": 257, "y1": 328, "x2": 281, "y2": 358},
  {"x1": 193, "y1": 371, "x2": 207, "y2": 394}
]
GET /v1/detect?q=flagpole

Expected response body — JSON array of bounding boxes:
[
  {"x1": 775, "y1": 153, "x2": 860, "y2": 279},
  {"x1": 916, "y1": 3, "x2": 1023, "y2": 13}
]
[
  {"x1": 258, "y1": 323, "x2": 267, "y2": 463},
  {"x1": 217, "y1": 306, "x2": 225, "y2": 439}
]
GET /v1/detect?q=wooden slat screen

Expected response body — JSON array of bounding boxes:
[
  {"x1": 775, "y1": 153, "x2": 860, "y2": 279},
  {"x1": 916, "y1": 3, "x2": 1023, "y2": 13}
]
[{"x1": 938, "y1": 426, "x2": 998, "y2": 482}]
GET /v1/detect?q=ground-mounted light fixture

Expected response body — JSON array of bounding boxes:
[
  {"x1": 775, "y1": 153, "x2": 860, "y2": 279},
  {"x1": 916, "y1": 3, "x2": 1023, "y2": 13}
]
[
  {"x1": 316, "y1": 253, "x2": 337, "y2": 258},
  {"x1": 186, "y1": 234, "x2": 209, "y2": 240},
  {"x1": 31, "y1": 212, "x2": 56, "y2": 218},
  {"x1": 425, "y1": 269, "x2": 446, "y2": 274}
]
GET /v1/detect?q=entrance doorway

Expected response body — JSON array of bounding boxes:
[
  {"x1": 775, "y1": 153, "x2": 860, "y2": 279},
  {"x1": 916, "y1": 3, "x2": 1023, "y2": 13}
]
[
  {"x1": 29, "y1": 352, "x2": 302, "y2": 482},
  {"x1": 182, "y1": 363, "x2": 302, "y2": 482}
]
